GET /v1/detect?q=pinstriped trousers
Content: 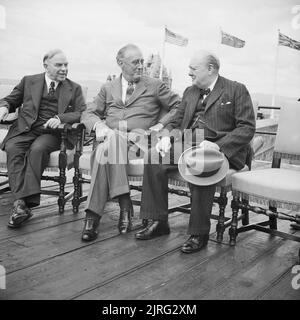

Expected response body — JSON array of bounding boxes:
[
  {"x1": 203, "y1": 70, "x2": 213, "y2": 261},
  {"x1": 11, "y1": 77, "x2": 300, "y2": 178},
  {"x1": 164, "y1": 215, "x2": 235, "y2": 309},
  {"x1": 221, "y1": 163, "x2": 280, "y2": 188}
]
[{"x1": 140, "y1": 135, "x2": 216, "y2": 235}]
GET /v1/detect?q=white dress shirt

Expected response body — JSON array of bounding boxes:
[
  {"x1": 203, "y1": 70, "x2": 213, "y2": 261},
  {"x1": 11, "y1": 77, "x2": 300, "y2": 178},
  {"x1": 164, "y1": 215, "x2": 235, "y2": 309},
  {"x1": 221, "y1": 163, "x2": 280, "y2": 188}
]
[{"x1": 45, "y1": 74, "x2": 59, "y2": 92}]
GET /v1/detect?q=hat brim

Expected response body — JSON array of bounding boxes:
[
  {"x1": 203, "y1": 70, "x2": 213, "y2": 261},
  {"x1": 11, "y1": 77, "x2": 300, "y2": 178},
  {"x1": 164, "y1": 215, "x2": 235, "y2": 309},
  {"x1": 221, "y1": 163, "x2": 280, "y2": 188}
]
[{"x1": 178, "y1": 146, "x2": 229, "y2": 186}]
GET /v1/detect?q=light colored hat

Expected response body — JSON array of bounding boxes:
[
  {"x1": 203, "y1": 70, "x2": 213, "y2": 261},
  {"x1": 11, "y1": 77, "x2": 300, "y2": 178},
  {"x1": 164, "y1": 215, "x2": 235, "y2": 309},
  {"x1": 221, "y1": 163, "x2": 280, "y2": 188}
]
[{"x1": 178, "y1": 146, "x2": 229, "y2": 186}]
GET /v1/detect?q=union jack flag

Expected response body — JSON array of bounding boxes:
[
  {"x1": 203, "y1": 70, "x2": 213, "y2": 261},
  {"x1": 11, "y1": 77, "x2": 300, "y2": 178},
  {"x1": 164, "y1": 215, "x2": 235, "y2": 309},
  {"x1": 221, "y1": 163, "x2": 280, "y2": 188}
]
[{"x1": 278, "y1": 32, "x2": 300, "y2": 51}]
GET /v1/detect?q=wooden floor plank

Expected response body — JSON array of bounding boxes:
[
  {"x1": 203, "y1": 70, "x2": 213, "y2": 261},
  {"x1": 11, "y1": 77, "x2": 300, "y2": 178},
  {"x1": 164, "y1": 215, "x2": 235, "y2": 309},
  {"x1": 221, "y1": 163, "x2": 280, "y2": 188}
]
[
  {"x1": 257, "y1": 266, "x2": 300, "y2": 300},
  {"x1": 75, "y1": 220, "x2": 300, "y2": 300},
  {"x1": 0, "y1": 214, "x2": 195, "y2": 300},
  {"x1": 1, "y1": 161, "x2": 300, "y2": 300}
]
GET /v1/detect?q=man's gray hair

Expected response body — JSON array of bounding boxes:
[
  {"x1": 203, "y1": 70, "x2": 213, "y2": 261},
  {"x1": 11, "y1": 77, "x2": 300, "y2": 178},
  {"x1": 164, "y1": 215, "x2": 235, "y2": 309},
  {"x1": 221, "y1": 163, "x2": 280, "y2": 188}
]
[
  {"x1": 43, "y1": 49, "x2": 64, "y2": 63},
  {"x1": 116, "y1": 44, "x2": 140, "y2": 62}
]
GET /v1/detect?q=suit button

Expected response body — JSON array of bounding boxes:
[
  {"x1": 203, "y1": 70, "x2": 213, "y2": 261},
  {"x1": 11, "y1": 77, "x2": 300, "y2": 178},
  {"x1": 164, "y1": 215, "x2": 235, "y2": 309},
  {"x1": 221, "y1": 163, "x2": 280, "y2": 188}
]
[{"x1": 25, "y1": 126, "x2": 29, "y2": 131}]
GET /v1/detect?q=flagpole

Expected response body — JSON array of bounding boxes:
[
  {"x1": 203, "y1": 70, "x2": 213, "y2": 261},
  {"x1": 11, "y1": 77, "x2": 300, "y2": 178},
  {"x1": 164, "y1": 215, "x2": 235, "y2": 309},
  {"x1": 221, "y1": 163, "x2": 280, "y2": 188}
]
[
  {"x1": 160, "y1": 26, "x2": 166, "y2": 80},
  {"x1": 271, "y1": 29, "x2": 280, "y2": 119},
  {"x1": 218, "y1": 27, "x2": 222, "y2": 57}
]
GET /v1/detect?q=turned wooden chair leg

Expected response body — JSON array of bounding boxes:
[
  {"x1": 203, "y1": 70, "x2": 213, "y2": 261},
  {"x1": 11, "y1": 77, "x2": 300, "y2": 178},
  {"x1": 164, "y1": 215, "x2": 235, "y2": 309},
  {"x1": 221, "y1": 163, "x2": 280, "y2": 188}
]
[
  {"x1": 269, "y1": 206, "x2": 278, "y2": 230},
  {"x1": 229, "y1": 195, "x2": 240, "y2": 246},
  {"x1": 216, "y1": 189, "x2": 227, "y2": 243},
  {"x1": 58, "y1": 134, "x2": 67, "y2": 214},
  {"x1": 242, "y1": 199, "x2": 249, "y2": 226}
]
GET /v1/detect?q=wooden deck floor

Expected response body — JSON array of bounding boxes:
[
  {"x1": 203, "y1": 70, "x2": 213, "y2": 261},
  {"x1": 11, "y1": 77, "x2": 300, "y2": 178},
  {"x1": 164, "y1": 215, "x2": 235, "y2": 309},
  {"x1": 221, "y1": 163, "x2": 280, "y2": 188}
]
[{"x1": 0, "y1": 162, "x2": 300, "y2": 300}]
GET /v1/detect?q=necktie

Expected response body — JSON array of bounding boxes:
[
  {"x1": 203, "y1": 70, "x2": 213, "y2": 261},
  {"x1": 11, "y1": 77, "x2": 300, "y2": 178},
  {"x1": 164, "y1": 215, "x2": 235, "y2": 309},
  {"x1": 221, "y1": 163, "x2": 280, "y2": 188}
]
[
  {"x1": 125, "y1": 82, "x2": 134, "y2": 103},
  {"x1": 49, "y1": 81, "x2": 55, "y2": 96},
  {"x1": 200, "y1": 88, "x2": 210, "y2": 98}
]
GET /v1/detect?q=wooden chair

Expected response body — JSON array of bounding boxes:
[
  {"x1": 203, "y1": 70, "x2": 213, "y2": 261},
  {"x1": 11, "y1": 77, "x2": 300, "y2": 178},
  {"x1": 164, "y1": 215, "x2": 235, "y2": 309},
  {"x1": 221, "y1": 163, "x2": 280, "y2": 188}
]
[
  {"x1": 229, "y1": 101, "x2": 300, "y2": 257},
  {"x1": 72, "y1": 126, "x2": 263, "y2": 243},
  {"x1": 0, "y1": 119, "x2": 85, "y2": 213},
  {"x1": 127, "y1": 140, "x2": 257, "y2": 243}
]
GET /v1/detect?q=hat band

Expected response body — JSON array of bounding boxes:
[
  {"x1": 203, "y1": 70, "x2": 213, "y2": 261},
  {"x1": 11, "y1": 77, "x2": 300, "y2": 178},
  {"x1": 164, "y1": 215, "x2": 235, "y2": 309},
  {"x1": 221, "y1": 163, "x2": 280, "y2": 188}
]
[
  {"x1": 196, "y1": 168, "x2": 220, "y2": 177},
  {"x1": 186, "y1": 163, "x2": 220, "y2": 177}
]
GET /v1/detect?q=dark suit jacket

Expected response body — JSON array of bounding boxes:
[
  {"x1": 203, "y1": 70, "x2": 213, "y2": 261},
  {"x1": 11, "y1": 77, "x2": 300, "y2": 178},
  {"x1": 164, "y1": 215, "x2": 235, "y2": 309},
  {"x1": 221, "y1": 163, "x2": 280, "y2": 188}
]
[
  {"x1": 174, "y1": 76, "x2": 256, "y2": 170},
  {"x1": 81, "y1": 75, "x2": 180, "y2": 133},
  {"x1": 0, "y1": 73, "x2": 86, "y2": 149}
]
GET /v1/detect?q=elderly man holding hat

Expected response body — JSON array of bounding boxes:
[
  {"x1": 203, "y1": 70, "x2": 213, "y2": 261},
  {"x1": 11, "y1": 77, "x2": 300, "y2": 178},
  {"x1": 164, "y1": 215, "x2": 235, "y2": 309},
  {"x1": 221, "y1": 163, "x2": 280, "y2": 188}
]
[{"x1": 136, "y1": 50, "x2": 256, "y2": 253}]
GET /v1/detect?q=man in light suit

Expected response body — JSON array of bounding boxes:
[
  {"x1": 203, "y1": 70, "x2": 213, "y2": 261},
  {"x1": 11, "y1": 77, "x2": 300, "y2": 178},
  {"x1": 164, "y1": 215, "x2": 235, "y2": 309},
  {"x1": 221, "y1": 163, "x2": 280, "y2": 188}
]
[
  {"x1": 0, "y1": 49, "x2": 86, "y2": 228},
  {"x1": 136, "y1": 50, "x2": 256, "y2": 253},
  {"x1": 80, "y1": 44, "x2": 181, "y2": 241}
]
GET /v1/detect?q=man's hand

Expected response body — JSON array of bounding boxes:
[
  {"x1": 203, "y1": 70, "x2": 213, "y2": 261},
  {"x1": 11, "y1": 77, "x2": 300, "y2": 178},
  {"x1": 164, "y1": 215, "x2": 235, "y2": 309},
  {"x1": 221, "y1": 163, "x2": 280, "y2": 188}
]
[
  {"x1": 199, "y1": 140, "x2": 220, "y2": 151},
  {"x1": 0, "y1": 107, "x2": 9, "y2": 122},
  {"x1": 95, "y1": 123, "x2": 114, "y2": 141},
  {"x1": 149, "y1": 123, "x2": 164, "y2": 132},
  {"x1": 43, "y1": 117, "x2": 61, "y2": 129},
  {"x1": 155, "y1": 136, "x2": 171, "y2": 157}
]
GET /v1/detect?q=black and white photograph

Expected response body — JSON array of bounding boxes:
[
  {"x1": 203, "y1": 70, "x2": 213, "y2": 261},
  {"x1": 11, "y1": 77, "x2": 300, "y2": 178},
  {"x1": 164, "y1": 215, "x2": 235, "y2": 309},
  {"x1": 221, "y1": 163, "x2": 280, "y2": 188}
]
[{"x1": 0, "y1": 0, "x2": 300, "y2": 306}]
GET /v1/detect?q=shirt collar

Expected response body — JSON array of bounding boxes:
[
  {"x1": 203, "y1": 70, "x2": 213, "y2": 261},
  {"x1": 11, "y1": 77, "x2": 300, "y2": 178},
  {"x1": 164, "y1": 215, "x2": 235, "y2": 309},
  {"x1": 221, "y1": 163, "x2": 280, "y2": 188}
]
[
  {"x1": 45, "y1": 73, "x2": 59, "y2": 90},
  {"x1": 121, "y1": 74, "x2": 135, "y2": 87}
]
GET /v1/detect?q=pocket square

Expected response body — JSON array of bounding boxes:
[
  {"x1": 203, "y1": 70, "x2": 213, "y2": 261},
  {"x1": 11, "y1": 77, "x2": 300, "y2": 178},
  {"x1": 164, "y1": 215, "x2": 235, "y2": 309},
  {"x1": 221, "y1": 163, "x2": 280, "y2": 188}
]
[{"x1": 220, "y1": 101, "x2": 232, "y2": 106}]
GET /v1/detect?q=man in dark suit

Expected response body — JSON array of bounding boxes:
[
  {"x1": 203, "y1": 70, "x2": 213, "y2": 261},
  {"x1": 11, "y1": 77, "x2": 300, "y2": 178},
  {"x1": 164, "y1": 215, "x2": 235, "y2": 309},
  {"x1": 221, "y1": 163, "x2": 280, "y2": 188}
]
[
  {"x1": 136, "y1": 50, "x2": 256, "y2": 253},
  {"x1": 0, "y1": 49, "x2": 86, "y2": 228},
  {"x1": 80, "y1": 43, "x2": 181, "y2": 241}
]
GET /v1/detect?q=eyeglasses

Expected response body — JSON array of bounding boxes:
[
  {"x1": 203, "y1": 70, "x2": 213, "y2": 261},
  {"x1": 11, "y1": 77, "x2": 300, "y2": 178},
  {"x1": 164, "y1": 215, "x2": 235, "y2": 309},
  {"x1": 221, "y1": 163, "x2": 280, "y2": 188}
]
[{"x1": 124, "y1": 59, "x2": 144, "y2": 67}]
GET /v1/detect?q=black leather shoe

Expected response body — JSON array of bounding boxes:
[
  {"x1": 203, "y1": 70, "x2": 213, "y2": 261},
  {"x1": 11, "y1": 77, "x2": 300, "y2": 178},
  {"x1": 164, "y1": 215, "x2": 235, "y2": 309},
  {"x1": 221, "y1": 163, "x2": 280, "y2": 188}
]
[
  {"x1": 135, "y1": 220, "x2": 170, "y2": 240},
  {"x1": 118, "y1": 206, "x2": 134, "y2": 234},
  {"x1": 7, "y1": 200, "x2": 33, "y2": 228},
  {"x1": 181, "y1": 234, "x2": 209, "y2": 253},
  {"x1": 81, "y1": 215, "x2": 100, "y2": 242}
]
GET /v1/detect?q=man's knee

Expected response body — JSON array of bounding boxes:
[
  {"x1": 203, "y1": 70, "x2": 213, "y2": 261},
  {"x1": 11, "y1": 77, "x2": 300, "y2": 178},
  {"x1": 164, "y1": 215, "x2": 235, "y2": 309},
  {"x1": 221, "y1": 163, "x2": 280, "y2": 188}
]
[{"x1": 4, "y1": 140, "x2": 23, "y2": 156}]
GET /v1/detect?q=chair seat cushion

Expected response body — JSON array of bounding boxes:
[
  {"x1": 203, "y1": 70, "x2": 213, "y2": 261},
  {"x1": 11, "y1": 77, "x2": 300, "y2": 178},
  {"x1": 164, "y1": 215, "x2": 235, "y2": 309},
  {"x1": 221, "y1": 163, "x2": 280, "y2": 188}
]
[
  {"x1": 1, "y1": 148, "x2": 75, "y2": 170},
  {"x1": 232, "y1": 168, "x2": 300, "y2": 209},
  {"x1": 128, "y1": 158, "x2": 248, "y2": 190},
  {"x1": 1, "y1": 126, "x2": 75, "y2": 170}
]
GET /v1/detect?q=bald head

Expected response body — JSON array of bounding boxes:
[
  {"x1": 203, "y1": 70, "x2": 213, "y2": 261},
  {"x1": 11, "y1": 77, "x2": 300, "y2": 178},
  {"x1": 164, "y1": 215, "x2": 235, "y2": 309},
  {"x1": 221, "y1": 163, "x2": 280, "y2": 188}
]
[
  {"x1": 188, "y1": 50, "x2": 220, "y2": 89},
  {"x1": 116, "y1": 44, "x2": 144, "y2": 82}
]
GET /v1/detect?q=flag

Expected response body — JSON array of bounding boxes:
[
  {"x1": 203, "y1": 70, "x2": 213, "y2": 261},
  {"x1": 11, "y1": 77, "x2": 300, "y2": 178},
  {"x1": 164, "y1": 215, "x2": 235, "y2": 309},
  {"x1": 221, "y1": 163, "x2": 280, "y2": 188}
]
[
  {"x1": 221, "y1": 30, "x2": 245, "y2": 48},
  {"x1": 165, "y1": 28, "x2": 188, "y2": 46},
  {"x1": 278, "y1": 32, "x2": 300, "y2": 51}
]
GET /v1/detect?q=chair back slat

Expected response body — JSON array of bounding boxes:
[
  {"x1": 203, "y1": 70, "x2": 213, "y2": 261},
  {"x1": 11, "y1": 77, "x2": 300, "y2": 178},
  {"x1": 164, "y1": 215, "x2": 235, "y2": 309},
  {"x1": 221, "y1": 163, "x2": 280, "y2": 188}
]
[{"x1": 274, "y1": 101, "x2": 300, "y2": 157}]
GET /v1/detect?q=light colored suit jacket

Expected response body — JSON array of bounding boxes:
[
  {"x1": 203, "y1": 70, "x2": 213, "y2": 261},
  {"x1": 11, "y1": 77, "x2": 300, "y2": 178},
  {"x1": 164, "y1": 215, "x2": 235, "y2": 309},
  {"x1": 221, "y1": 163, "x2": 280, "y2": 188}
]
[
  {"x1": 0, "y1": 73, "x2": 86, "y2": 149},
  {"x1": 81, "y1": 75, "x2": 181, "y2": 133},
  {"x1": 175, "y1": 76, "x2": 256, "y2": 170}
]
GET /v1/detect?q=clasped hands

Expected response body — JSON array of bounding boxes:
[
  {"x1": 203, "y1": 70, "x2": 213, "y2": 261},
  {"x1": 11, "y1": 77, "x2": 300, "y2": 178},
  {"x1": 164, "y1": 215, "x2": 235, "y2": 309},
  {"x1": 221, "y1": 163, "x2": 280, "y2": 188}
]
[{"x1": 43, "y1": 116, "x2": 61, "y2": 129}]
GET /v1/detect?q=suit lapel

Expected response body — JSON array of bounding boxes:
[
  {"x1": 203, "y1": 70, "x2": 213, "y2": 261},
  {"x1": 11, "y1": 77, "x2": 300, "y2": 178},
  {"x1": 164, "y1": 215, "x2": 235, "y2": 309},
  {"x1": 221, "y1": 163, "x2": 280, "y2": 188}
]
[
  {"x1": 126, "y1": 78, "x2": 146, "y2": 107},
  {"x1": 204, "y1": 76, "x2": 224, "y2": 112},
  {"x1": 58, "y1": 79, "x2": 73, "y2": 114},
  {"x1": 111, "y1": 76, "x2": 123, "y2": 106},
  {"x1": 181, "y1": 86, "x2": 201, "y2": 129},
  {"x1": 30, "y1": 73, "x2": 45, "y2": 112}
]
